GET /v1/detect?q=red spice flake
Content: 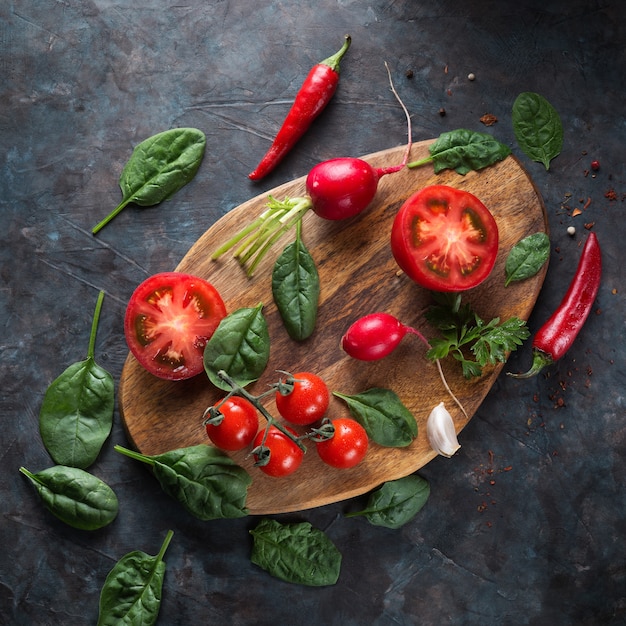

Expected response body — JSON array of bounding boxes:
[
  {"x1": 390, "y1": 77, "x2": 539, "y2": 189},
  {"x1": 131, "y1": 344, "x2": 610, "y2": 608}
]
[
  {"x1": 583, "y1": 197, "x2": 592, "y2": 209},
  {"x1": 477, "y1": 502, "x2": 488, "y2": 513},
  {"x1": 604, "y1": 188, "x2": 618, "y2": 201},
  {"x1": 584, "y1": 222, "x2": 595, "y2": 230},
  {"x1": 444, "y1": 64, "x2": 449, "y2": 74},
  {"x1": 572, "y1": 208, "x2": 583, "y2": 217},
  {"x1": 503, "y1": 466, "x2": 513, "y2": 472},
  {"x1": 480, "y1": 113, "x2": 498, "y2": 126}
]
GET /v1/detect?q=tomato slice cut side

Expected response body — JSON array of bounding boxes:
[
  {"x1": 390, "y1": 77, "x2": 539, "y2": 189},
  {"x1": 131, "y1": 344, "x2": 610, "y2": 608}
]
[
  {"x1": 391, "y1": 185, "x2": 499, "y2": 292},
  {"x1": 124, "y1": 272, "x2": 227, "y2": 380}
]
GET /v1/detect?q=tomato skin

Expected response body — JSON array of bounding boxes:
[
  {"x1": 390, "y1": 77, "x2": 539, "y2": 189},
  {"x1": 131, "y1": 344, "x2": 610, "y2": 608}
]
[
  {"x1": 275, "y1": 372, "x2": 330, "y2": 426},
  {"x1": 124, "y1": 272, "x2": 227, "y2": 380},
  {"x1": 205, "y1": 397, "x2": 259, "y2": 451},
  {"x1": 253, "y1": 426, "x2": 304, "y2": 477},
  {"x1": 316, "y1": 418, "x2": 368, "y2": 469},
  {"x1": 390, "y1": 185, "x2": 499, "y2": 292}
]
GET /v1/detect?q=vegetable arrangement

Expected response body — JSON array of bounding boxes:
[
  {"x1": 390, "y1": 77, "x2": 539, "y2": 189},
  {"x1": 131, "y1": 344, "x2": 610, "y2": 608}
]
[{"x1": 20, "y1": 30, "x2": 606, "y2": 618}]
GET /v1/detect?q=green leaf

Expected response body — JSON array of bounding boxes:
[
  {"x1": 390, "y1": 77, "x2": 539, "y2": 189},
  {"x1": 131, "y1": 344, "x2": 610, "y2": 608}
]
[
  {"x1": 272, "y1": 227, "x2": 320, "y2": 341},
  {"x1": 39, "y1": 291, "x2": 114, "y2": 469},
  {"x1": 203, "y1": 304, "x2": 270, "y2": 390},
  {"x1": 115, "y1": 444, "x2": 251, "y2": 520},
  {"x1": 19, "y1": 465, "x2": 118, "y2": 530},
  {"x1": 92, "y1": 128, "x2": 206, "y2": 234},
  {"x1": 249, "y1": 519, "x2": 341, "y2": 586},
  {"x1": 97, "y1": 530, "x2": 173, "y2": 626},
  {"x1": 425, "y1": 294, "x2": 529, "y2": 378},
  {"x1": 333, "y1": 388, "x2": 417, "y2": 447},
  {"x1": 505, "y1": 232, "x2": 550, "y2": 286},
  {"x1": 345, "y1": 475, "x2": 430, "y2": 529},
  {"x1": 408, "y1": 129, "x2": 511, "y2": 175},
  {"x1": 512, "y1": 92, "x2": 563, "y2": 170}
]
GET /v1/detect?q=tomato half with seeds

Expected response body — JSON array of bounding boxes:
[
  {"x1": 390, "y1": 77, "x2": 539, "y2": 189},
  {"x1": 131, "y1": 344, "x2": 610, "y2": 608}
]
[
  {"x1": 124, "y1": 272, "x2": 227, "y2": 380},
  {"x1": 391, "y1": 185, "x2": 499, "y2": 292}
]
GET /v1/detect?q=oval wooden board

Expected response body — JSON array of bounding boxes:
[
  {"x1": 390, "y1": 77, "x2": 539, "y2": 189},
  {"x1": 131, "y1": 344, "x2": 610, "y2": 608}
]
[{"x1": 119, "y1": 139, "x2": 549, "y2": 515}]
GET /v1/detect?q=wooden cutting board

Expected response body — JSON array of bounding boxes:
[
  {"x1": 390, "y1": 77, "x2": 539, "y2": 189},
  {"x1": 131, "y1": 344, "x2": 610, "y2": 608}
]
[{"x1": 118, "y1": 139, "x2": 549, "y2": 515}]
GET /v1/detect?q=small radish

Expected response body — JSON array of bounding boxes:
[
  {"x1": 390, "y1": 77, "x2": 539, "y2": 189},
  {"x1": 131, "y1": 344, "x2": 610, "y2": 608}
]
[
  {"x1": 341, "y1": 312, "x2": 468, "y2": 419},
  {"x1": 341, "y1": 312, "x2": 421, "y2": 360},
  {"x1": 212, "y1": 63, "x2": 412, "y2": 275}
]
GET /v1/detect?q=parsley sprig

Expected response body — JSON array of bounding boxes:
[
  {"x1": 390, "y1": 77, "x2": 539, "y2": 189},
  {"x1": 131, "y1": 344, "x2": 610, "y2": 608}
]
[{"x1": 425, "y1": 293, "x2": 530, "y2": 378}]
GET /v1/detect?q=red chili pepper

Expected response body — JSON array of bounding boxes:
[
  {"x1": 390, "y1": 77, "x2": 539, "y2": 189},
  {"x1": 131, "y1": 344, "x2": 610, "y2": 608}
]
[
  {"x1": 510, "y1": 232, "x2": 602, "y2": 378},
  {"x1": 248, "y1": 35, "x2": 351, "y2": 181}
]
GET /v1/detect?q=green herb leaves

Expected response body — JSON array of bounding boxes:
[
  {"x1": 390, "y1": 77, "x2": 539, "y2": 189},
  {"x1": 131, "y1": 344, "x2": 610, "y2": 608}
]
[
  {"x1": 408, "y1": 129, "x2": 511, "y2": 175},
  {"x1": 39, "y1": 291, "x2": 114, "y2": 469},
  {"x1": 346, "y1": 475, "x2": 430, "y2": 529},
  {"x1": 512, "y1": 92, "x2": 563, "y2": 170},
  {"x1": 505, "y1": 232, "x2": 551, "y2": 286},
  {"x1": 92, "y1": 128, "x2": 206, "y2": 234},
  {"x1": 115, "y1": 444, "x2": 251, "y2": 520},
  {"x1": 250, "y1": 519, "x2": 342, "y2": 586},
  {"x1": 97, "y1": 530, "x2": 173, "y2": 626},
  {"x1": 334, "y1": 388, "x2": 417, "y2": 447},
  {"x1": 426, "y1": 293, "x2": 529, "y2": 378},
  {"x1": 203, "y1": 304, "x2": 270, "y2": 390},
  {"x1": 272, "y1": 223, "x2": 320, "y2": 341},
  {"x1": 19, "y1": 465, "x2": 118, "y2": 530}
]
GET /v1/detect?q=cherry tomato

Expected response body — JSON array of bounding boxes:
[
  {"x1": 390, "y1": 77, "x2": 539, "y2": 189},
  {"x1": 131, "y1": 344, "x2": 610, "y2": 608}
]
[
  {"x1": 275, "y1": 371, "x2": 330, "y2": 426},
  {"x1": 390, "y1": 185, "x2": 499, "y2": 292},
  {"x1": 316, "y1": 418, "x2": 368, "y2": 469},
  {"x1": 252, "y1": 426, "x2": 304, "y2": 477},
  {"x1": 124, "y1": 272, "x2": 227, "y2": 380},
  {"x1": 205, "y1": 396, "x2": 259, "y2": 451}
]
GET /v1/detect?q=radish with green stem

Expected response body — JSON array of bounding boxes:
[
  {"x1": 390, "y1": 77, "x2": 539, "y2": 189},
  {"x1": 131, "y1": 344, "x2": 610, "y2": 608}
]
[
  {"x1": 341, "y1": 312, "x2": 468, "y2": 419},
  {"x1": 212, "y1": 63, "x2": 413, "y2": 276}
]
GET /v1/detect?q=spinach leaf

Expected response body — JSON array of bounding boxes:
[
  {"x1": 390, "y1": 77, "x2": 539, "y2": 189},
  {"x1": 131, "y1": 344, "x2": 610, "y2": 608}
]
[
  {"x1": 115, "y1": 444, "x2": 251, "y2": 520},
  {"x1": 97, "y1": 529, "x2": 173, "y2": 626},
  {"x1": 505, "y1": 232, "x2": 550, "y2": 286},
  {"x1": 272, "y1": 222, "x2": 320, "y2": 341},
  {"x1": 39, "y1": 291, "x2": 114, "y2": 469},
  {"x1": 345, "y1": 475, "x2": 430, "y2": 529},
  {"x1": 408, "y1": 128, "x2": 511, "y2": 175},
  {"x1": 249, "y1": 519, "x2": 341, "y2": 586},
  {"x1": 203, "y1": 304, "x2": 270, "y2": 390},
  {"x1": 333, "y1": 388, "x2": 417, "y2": 447},
  {"x1": 19, "y1": 465, "x2": 118, "y2": 530},
  {"x1": 512, "y1": 92, "x2": 563, "y2": 170},
  {"x1": 92, "y1": 127, "x2": 206, "y2": 234}
]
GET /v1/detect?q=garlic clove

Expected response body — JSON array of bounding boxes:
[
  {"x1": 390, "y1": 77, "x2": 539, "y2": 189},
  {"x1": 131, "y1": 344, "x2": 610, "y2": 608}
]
[{"x1": 426, "y1": 401, "x2": 461, "y2": 458}]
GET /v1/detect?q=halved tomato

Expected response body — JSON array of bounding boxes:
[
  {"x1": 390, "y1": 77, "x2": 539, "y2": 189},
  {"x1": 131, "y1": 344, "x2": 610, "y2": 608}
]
[
  {"x1": 391, "y1": 185, "x2": 499, "y2": 292},
  {"x1": 124, "y1": 272, "x2": 227, "y2": 380}
]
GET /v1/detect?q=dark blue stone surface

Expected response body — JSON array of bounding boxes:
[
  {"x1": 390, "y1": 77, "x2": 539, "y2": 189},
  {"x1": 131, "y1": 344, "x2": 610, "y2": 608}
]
[{"x1": 1, "y1": 1, "x2": 624, "y2": 624}]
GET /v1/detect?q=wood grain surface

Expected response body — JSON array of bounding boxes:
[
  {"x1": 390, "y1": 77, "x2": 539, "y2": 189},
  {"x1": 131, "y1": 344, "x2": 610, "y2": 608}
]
[{"x1": 118, "y1": 139, "x2": 549, "y2": 515}]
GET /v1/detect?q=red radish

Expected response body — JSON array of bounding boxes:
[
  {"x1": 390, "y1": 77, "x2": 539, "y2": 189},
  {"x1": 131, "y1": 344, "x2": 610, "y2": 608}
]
[
  {"x1": 342, "y1": 312, "x2": 412, "y2": 360},
  {"x1": 341, "y1": 311, "x2": 468, "y2": 419},
  {"x1": 307, "y1": 157, "x2": 405, "y2": 221},
  {"x1": 212, "y1": 63, "x2": 412, "y2": 274}
]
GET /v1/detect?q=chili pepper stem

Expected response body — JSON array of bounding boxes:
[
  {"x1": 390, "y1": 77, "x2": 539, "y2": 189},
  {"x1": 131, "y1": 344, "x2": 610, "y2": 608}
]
[
  {"x1": 507, "y1": 349, "x2": 553, "y2": 379},
  {"x1": 321, "y1": 35, "x2": 351, "y2": 71}
]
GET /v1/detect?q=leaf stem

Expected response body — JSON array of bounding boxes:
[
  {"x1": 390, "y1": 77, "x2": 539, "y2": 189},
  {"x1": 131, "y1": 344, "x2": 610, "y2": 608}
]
[
  {"x1": 156, "y1": 529, "x2": 175, "y2": 563},
  {"x1": 114, "y1": 444, "x2": 155, "y2": 466},
  {"x1": 87, "y1": 290, "x2": 105, "y2": 359},
  {"x1": 406, "y1": 155, "x2": 433, "y2": 169},
  {"x1": 92, "y1": 198, "x2": 130, "y2": 235}
]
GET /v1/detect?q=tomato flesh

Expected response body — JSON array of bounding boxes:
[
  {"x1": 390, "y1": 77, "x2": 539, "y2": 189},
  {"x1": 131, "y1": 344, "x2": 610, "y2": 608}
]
[
  {"x1": 391, "y1": 185, "x2": 499, "y2": 292},
  {"x1": 125, "y1": 272, "x2": 227, "y2": 380}
]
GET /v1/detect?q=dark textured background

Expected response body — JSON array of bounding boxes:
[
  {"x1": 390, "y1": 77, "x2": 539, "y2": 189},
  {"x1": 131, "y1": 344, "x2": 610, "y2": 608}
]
[{"x1": 2, "y1": 1, "x2": 625, "y2": 624}]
